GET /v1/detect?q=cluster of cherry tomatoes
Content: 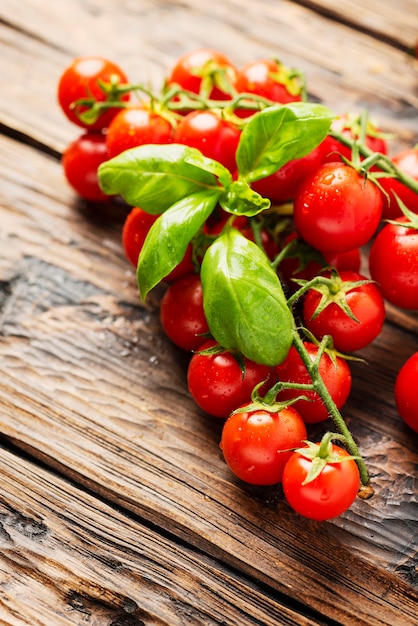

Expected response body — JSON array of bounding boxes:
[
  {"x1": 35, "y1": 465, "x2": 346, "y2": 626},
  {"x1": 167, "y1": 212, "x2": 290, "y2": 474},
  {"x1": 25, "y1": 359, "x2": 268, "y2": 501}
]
[{"x1": 57, "y1": 48, "x2": 418, "y2": 521}]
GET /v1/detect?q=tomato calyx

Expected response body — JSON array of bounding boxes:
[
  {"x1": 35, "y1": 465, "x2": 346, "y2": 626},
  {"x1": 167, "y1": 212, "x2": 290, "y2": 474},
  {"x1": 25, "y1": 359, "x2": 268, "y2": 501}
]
[
  {"x1": 186, "y1": 58, "x2": 237, "y2": 100},
  {"x1": 294, "y1": 432, "x2": 361, "y2": 485},
  {"x1": 268, "y1": 57, "x2": 306, "y2": 100},
  {"x1": 230, "y1": 376, "x2": 313, "y2": 417},
  {"x1": 71, "y1": 74, "x2": 133, "y2": 126},
  {"x1": 193, "y1": 341, "x2": 251, "y2": 378},
  {"x1": 330, "y1": 129, "x2": 418, "y2": 197},
  {"x1": 291, "y1": 269, "x2": 374, "y2": 323}
]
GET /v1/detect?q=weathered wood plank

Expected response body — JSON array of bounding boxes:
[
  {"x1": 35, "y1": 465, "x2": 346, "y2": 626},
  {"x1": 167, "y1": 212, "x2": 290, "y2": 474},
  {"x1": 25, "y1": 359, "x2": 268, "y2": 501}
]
[
  {"x1": 0, "y1": 133, "x2": 417, "y2": 625},
  {"x1": 296, "y1": 0, "x2": 418, "y2": 50},
  {"x1": 1, "y1": 445, "x2": 331, "y2": 626},
  {"x1": 1, "y1": 0, "x2": 417, "y2": 155},
  {"x1": 1, "y1": 1, "x2": 418, "y2": 624}
]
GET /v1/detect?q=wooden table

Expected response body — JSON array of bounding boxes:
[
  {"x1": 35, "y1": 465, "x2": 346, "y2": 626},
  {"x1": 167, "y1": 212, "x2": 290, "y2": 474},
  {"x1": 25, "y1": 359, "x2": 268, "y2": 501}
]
[{"x1": 1, "y1": 1, "x2": 417, "y2": 624}]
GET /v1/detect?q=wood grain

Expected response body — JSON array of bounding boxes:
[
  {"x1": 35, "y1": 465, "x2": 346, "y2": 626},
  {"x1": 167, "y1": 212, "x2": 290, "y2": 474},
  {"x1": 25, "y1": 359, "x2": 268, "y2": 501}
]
[
  {"x1": 1, "y1": 133, "x2": 417, "y2": 625},
  {"x1": 2, "y1": 446, "x2": 336, "y2": 626},
  {"x1": 0, "y1": 1, "x2": 418, "y2": 624}
]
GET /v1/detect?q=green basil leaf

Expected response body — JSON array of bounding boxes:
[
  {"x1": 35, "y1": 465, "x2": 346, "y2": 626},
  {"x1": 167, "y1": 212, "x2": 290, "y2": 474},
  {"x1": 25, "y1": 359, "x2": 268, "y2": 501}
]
[
  {"x1": 137, "y1": 188, "x2": 221, "y2": 299},
  {"x1": 236, "y1": 102, "x2": 334, "y2": 183},
  {"x1": 98, "y1": 143, "x2": 219, "y2": 213},
  {"x1": 184, "y1": 151, "x2": 233, "y2": 188},
  {"x1": 220, "y1": 179, "x2": 271, "y2": 216},
  {"x1": 201, "y1": 228, "x2": 293, "y2": 366}
]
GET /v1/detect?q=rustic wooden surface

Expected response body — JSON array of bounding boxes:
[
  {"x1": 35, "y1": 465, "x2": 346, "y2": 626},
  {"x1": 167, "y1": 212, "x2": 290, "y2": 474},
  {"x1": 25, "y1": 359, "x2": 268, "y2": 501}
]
[{"x1": 0, "y1": 1, "x2": 417, "y2": 624}]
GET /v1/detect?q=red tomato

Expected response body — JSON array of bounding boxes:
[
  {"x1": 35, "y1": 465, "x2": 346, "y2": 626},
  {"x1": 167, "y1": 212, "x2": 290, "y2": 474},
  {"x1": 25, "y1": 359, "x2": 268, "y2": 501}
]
[
  {"x1": 369, "y1": 217, "x2": 418, "y2": 310},
  {"x1": 122, "y1": 207, "x2": 157, "y2": 267},
  {"x1": 394, "y1": 352, "x2": 418, "y2": 433},
  {"x1": 121, "y1": 207, "x2": 195, "y2": 279},
  {"x1": 166, "y1": 48, "x2": 237, "y2": 100},
  {"x1": 187, "y1": 340, "x2": 271, "y2": 419},
  {"x1": 378, "y1": 147, "x2": 418, "y2": 219},
  {"x1": 220, "y1": 405, "x2": 307, "y2": 485},
  {"x1": 321, "y1": 114, "x2": 388, "y2": 164},
  {"x1": 106, "y1": 106, "x2": 173, "y2": 159},
  {"x1": 57, "y1": 56, "x2": 130, "y2": 130},
  {"x1": 274, "y1": 342, "x2": 352, "y2": 424},
  {"x1": 303, "y1": 271, "x2": 386, "y2": 353},
  {"x1": 172, "y1": 110, "x2": 241, "y2": 173},
  {"x1": 234, "y1": 57, "x2": 303, "y2": 117},
  {"x1": 62, "y1": 131, "x2": 111, "y2": 202},
  {"x1": 160, "y1": 274, "x2": 209, "y2": 352},
  {"x1": 293, "y1": 162, "x2": 382, "y2": 254},
  {"x1": 251, "y1": 142, "x2": 326, "y2": 203},
  {"x1": 325, "y1": 248, "x2": 361, "y2": 274},
  {"x1": 282, "y1": 444, "x2": 360, "y2": 520}
]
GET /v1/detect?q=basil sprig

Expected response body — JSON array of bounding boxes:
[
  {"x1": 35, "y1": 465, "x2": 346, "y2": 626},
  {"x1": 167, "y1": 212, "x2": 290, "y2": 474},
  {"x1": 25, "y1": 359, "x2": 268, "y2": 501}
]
[{"x1": 98, "y1": 102, "x2": 334, "y2": 365}]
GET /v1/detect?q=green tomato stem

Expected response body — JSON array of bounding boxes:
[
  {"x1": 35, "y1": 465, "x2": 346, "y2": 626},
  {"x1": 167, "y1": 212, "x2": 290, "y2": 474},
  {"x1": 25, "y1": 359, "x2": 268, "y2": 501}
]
[
  {"x1": 291, "y1": 328, "x2": 370, "y2": 487},
  {"x1": 330, "y1": 130, "x2": 418, "y2": 195}
]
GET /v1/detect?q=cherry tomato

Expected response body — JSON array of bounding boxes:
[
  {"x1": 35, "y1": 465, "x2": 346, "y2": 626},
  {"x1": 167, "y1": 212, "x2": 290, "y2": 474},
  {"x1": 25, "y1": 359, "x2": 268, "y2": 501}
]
[
  {"x1": 121, "y1": 207, "x2": 195, "y2": 280},
  {"x1": 106, "y1": 106, "x2": 173, "y2": 159},
  {"x1": 187, "y1": 340, "x2": 271, "y2": 419},
  {"x1": 369, "y1": 217, "x2": 418, "y2": 310},
  {"x1": 172, "y1": 110, "x2": 241, "y2": 173},
  {"x1": 57, "y1": 56, "x2": 130, "y2": 130},
  {"x1": 234, "y1": 57, "x2": 303, "y2": 117},
  {"x1": 303, "y1": 271, "x2": 386, "y2": 353},
  {"x1": 122, "y1": 207, "x2": 157, "y2": 267},
  {"x1": 394, "y1": 352, "x2": 418, "y2": 433},
  {"x1": 62, "y1": 131, "x2": 111, "y2": 202},
  {"x1": 160, "y1": 274, "x2": 209, "y2": 352},
  {"x1": 220, "y1": 404, "x2": 307, "y2": 485},
  {"x1": 378, "y1": 147, "x2": 418, "y2": 219},
  {"x1": 251, "y1": 142, "x2": 326, "y2": 203},
  {"x1": 274, "y1": 342, "x2": 352, "y2": 424},
  {"x1": 166, "y1": 48, "x2": 237, "y2": 100},
  {"x1": 282, "y1": 444, "x2": 360, "y2": 520},
  {"x1": 293, "y1": 162, "x2": 382, "y2": 254}
]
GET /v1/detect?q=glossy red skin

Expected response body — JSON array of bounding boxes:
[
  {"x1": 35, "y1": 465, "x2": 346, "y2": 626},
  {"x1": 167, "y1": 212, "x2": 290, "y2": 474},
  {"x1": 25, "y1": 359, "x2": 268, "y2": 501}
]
[
  {"x1": 394, "y1": 352, "x2": 418, "y2": 432},
  {"x1": 303, "y1": 271, "x2": 386, "y2": 353},
  {"x1": 369, "y1": 217, "x2": 418, "y2": 310},
  {"x1": 172, "y1": 110, "x2": 241, "y2": 173},
  {"x1": 378, "y1": 148, "x2": 418, "y2": 219},
  {"x1": 293, "y1": 162, "x2": 382, "y2": 253},
  {"x1": 160, "y1": 274, "x2": 209, "y2": 352},
  {"x1": 274, "y1": 343, "x2": 352, "y2": 424},
  {"x1": 57, "y1": 56, "x2": 130, "y2": 130},
  {"x1": 106, "y1": 106, "x2": 173, "y2": 158},
  {"x1": 282, "y1": 444, "x2": 360, "y2": 520},
  {"x1": 121, "y1": 207, "x2": 194, "y2": 279},
  {"x1": 62, "y1": 131, "x2": 111, "y2": 201},
  {"x1": 235, "y1": 58, "x2": 302, "y2": 105},
  {"x1": 251, "y1": 142, "x2": 326, "y2": 203},
  {"x1": 220, "y1": 405, "x2": 307, "y2": 485},
  {"x1": 122, "y1": 207, "x2": 157, "y2": 267},
  {"x1": 187, "y1": 340, "x2": 271, "y2": 419},
  {"x1": 166, "y1": 48, "x2": 237, "y2": 100}
]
